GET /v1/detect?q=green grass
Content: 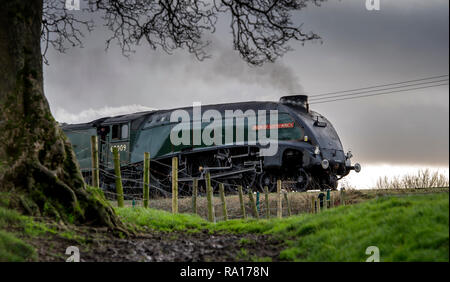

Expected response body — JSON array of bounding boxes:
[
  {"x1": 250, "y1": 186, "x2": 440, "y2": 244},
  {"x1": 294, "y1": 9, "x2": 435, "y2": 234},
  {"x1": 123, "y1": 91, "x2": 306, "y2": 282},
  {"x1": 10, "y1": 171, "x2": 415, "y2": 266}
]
[
  {"x1": 116, "y1": 193, "x2": 449, "y2": 262},
  {"x1": 0, "y1": 202, "x2": 82, "y2": 261},
  {"x1": 0, "y1": 206, "x2": 38, "y2": 261},
  {"x1": 0, "y1": 230, "x2": 35, "y2": 262},
  {"x1": 116, "y1": 207, "x2": 211, "y2": 233}
]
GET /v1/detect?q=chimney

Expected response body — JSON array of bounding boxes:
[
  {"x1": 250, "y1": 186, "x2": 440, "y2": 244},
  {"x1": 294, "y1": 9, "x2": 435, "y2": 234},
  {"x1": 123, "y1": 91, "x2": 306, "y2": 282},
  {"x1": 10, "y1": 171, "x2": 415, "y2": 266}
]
[{"x1": 279, "y1": 95, "x2": 309, "y2": 112}]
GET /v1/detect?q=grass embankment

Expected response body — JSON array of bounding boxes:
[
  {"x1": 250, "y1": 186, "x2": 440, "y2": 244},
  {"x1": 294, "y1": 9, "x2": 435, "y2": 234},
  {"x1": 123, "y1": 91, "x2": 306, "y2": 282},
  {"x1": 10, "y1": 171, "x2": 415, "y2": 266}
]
[
  {"x1": 0, "y1": 193, "x2": 81, "y2": 262},
  {"x1": 117, "y1": 193, "x2": 449, "y2": 261},
  {"x1": 0, "y1": 207, "x2": 37, "y2": 261},
  {"x1": 118, "y1": 187, "x2": 449, "y2": 220}
]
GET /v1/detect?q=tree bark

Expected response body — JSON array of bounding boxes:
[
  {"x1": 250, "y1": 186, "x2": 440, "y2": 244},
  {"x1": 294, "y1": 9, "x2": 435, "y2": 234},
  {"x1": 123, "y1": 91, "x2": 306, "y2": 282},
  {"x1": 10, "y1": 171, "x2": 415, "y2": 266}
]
[{"x1": 0, "y1": 0, "x2": 124, "y2": 231}]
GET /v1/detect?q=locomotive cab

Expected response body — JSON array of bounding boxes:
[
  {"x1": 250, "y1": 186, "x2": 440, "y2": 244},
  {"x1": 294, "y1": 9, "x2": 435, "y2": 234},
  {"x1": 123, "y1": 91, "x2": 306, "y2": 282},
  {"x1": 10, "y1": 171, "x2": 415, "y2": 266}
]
[{"x1": 98, "y1": 121, "x2": 131, "y2": 168}]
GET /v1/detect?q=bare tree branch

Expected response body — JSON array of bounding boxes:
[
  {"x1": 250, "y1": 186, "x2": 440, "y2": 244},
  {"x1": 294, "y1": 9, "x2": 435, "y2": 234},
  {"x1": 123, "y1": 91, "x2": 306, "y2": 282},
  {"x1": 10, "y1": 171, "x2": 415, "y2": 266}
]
[
  {"x1": 41, "y1": 0, "x2": 324, "y2": 65},
  {"x1": 219, "y1": 0, "x2": 323, "y2": 65},
  {"x1": 42, "y1": 0, "x2": 94, "y2": 65}
]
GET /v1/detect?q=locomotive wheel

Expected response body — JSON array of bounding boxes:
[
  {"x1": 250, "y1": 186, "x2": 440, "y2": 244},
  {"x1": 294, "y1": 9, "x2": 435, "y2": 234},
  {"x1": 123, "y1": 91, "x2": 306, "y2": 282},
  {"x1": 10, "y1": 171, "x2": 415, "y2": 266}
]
[
  {"x1": 295, "y1": 169, "x2": 311, "y2": 192},
  {"x1": 258, "y1": 172, "x2": 277, "y2": 192},
  {"x1": 241, "y1": 171, "x2": 257, "y2": 192}
]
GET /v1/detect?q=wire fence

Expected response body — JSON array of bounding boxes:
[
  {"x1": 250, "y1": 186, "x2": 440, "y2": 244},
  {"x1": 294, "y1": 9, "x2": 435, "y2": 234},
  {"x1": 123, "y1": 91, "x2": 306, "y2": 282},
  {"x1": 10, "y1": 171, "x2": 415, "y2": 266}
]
[{"x1": 74, "y1": 135, "x2": 449, "y2": 222}]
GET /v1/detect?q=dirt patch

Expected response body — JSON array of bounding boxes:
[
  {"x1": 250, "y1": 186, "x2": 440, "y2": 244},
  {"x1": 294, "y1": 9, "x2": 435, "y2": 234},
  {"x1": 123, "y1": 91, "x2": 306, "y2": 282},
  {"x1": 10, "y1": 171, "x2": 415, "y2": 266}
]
[{"x1": 24, "y1": 225, "x2": 284, "y2": 262}]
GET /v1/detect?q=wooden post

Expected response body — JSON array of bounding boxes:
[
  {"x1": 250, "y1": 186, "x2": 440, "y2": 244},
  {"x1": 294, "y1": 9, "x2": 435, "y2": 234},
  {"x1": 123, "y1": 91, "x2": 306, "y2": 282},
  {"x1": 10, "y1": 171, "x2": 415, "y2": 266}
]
[
  {"x1": 143, "y1": 152, "x2": 150, "y2": 208},
  {"x1": 248, "y1": 191, "x2": 259, "y2": 219},
  {"x1": 311, "y1": 196, "x2": 315, "y2": 214},
  {"x1": 172, "y1": 156, "x2": 178, "y2": 214},
  {"x1": 238, "y1": 185, "x2": 246, "y2": 219},
  {"x1": 323, "y1": 197, "x2": 328, "y2": 210},
  {"x1": 206, "y1": 172, "x2": 215, "y2": 222},
  {"x1": 264, "y1": 186, "x2": 270, "y2": 219},
  {"x1": 341, "y1": 189, "x2": 346, "y2": 206},
  {"x1": 256, "y1": 191, "x2": 260, "y2": 213},
  {"x1": 330, "y1": 195, "x2": 334, "y2": 208},
  {"x1": 317, "y1": 198, "x2": 321, "y2": 213},
  {"x1": 192, "y1": 178, "x2": 198, "y2": 214},
  {"x1": 219, "y1": 183, "x2": 228, "y2": 221},
  {"x1": 90, "y1": 135, "x2": 99, "y2": 188},
  {"x1": 112, "y1": 147, "x2": 124, "y2": 207},
  {"x1": 283, "y1": 191, "x2": 292, "y2": 216},
  {"x1": 277, "y1": 180, "x2": 282, "y2": 218}
]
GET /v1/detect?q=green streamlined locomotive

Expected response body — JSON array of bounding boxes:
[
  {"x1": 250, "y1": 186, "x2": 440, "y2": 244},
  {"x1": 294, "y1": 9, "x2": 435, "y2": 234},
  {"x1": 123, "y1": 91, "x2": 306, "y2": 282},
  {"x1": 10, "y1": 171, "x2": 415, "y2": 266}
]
[{"x1": 62, "y1": 95, "x2": 360, "y2": 195}]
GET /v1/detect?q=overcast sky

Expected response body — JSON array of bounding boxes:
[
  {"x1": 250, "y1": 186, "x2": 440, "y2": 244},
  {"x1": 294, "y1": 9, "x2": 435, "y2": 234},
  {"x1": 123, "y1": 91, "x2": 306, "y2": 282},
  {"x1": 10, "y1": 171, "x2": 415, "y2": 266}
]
[{"x1": 43, "y1": 0, "x2": 449, "y2": 186}]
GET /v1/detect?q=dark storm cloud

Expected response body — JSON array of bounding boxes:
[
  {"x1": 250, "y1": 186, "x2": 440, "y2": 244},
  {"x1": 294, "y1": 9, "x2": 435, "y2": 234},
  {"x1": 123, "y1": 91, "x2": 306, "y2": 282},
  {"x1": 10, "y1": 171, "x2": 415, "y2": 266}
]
[
  {"x1": 44, "y1": 0, "x2": 449, "y2": 166},
  {"x1": 204, "y1": 41, "x2": 303, "y2": 94},
  {"x1": 44, "y1": 30, "x2": 302, "y2": 112}
]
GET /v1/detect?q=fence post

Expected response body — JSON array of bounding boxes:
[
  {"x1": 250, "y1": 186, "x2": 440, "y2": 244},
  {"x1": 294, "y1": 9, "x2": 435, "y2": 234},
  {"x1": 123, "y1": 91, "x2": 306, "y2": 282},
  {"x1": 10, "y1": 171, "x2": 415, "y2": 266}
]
[
  {"x1": 326, "y1": 189, "x2": 330, "y2": 210},
  {"x1": 143, "y1": 152, "x2": 150, "y2": 208},
  {"x1": 90, "y1": 135, "x2": 99, "y2": 188},
  {"x1": 172, "y1": 156, "x2": 178, "y2": 214},
  {"x1": 192, "y1": 178, "x2": 198, "y2": 214},
  {"x1": 277, "y1": 180, "x2": 282, "y2": 218},
  {"x1": 264, "y1": 186, "x2": 270, "y2": 219},
  {"x1": 206, "y1": 172, "x2": 215, "y2": 222},
  {"x1": 283, "y1": 191, "x2": 292, "y2": 216},
  {"x1": 341, "y1": 189, "x2": 346, "y2": 206},
  {"x1": 317, "y1": 198, "x2": 321, "y2": 213},
  {"x1": 256, "y1": 191, "x2": 260, "y2": 213},
  {"x1": 219, "y1": 183, "x2": 228, "y2": 221},
  {"x1": 238, "y1": 185, "x2": 246, "y2": 219},
  {"x1": 330, "y1": 195, "x2": 334, "y2": 208},
  {"x1": 311, "y1": 196, "x2": 315, "y2": 214},
  {"x1": 248, "y1": 191, "x2": 259, "y2": 219},
  {"x1": 112, "y1": 147, "x2": 124, "y2": 207}
]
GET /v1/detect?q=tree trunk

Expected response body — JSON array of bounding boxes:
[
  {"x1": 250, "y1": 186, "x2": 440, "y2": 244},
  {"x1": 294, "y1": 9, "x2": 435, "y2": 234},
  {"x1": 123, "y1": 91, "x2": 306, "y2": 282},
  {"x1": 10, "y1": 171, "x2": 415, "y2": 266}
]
[{"x1": 0, "y1": 0, "x2": 124, "y2": 231}]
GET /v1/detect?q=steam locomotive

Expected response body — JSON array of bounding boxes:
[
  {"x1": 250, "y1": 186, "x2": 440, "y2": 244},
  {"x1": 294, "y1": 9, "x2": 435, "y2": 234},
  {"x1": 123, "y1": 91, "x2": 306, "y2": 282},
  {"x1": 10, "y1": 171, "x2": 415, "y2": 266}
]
[{"x1": 62, "y1": 95, "x2": 360, "y2": 195}]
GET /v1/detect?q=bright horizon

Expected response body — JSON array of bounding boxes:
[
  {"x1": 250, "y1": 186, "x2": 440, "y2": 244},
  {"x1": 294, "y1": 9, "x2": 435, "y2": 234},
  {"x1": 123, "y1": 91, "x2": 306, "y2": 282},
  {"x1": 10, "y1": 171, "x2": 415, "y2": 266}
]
[{"x1": 343, "y1": 164, "x2": 449, "y2": 189}]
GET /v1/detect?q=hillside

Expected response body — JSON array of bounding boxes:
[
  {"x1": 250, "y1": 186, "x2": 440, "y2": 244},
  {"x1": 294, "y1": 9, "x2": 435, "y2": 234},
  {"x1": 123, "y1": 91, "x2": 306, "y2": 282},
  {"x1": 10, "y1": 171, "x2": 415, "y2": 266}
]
[
  {"x1": 117, "y1": 192, "x2": 449, "y2": 261},
  {"x1": 1, "y1": 192, "x2": 448, "y2": 261}
]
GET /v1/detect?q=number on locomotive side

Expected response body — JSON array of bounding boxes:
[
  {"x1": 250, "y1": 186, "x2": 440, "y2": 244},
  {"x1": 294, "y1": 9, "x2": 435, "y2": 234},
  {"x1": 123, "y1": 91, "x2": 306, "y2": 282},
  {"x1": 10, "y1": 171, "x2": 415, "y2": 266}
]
[{"x1": 110, "y1": 144, "x2": 127, "y2": 152}]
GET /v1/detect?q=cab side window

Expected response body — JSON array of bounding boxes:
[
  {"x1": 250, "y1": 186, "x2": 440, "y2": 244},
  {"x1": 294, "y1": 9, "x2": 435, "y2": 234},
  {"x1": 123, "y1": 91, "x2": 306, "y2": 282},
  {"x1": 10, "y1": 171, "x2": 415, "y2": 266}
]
[
  {"x1": 121, "y1": 124, "x2": 129, "y2": 139},
  {"x1": 112, "y1": 125, "x2": 120, "y2": 140},
  {"x1": 111, "y1": 123, "x2": 129, "y2": 140}
]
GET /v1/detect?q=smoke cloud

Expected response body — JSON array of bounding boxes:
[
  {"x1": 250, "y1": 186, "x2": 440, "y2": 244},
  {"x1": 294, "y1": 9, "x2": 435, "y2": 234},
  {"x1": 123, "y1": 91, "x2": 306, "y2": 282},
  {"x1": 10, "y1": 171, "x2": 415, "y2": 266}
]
[{"x1": 54, "y1": 104, "x2": 156, "y2": 124}]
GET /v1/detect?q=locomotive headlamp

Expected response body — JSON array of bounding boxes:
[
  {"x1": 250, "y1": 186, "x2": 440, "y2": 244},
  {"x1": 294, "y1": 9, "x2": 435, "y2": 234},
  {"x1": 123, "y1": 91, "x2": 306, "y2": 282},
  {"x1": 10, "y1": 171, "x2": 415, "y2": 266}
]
[
  {"x1": 314, "y1": 146, "x2": 320, "y2": 155},
  {"x1": 346, "y1": 151, "x2": 353, "y2": 159},
  {"x1": 321, "y1": 159, "x2": 329, "y2": 169},
  {"x1": 304, "y1": 136, "x2": 309, "y2": 142}
]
